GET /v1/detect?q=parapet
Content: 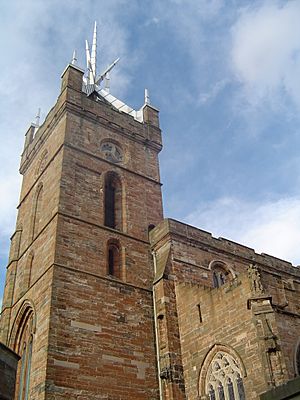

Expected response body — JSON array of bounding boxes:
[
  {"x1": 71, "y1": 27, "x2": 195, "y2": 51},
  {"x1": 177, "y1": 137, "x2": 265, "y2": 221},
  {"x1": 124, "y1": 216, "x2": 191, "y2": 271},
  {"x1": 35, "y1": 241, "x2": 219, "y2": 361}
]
[
  {"x1": 150, "y1": 218, "x2": 299, "y2": 276},
  {"x1": 20, "y1": 63, "x2": 162, "y2": 174}
]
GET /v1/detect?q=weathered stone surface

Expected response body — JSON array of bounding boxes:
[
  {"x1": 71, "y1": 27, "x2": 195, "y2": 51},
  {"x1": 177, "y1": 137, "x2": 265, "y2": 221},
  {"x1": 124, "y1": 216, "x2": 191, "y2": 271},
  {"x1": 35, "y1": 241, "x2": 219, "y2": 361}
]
[{"x1": 0, "y1": 62, "x2": 300, "y2": 400}]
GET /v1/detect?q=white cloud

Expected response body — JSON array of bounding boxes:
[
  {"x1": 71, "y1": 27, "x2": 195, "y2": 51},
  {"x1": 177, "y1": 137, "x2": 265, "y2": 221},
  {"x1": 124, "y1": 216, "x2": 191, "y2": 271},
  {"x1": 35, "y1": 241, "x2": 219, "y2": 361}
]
[
  {"x1": 185, "y1": 196, "x2": 300, "y2": 265},
  {"x1": 231, "y1": 1, "x2": 300, "y2": 108},
  {"x1": 199, "y1": 79, "x2": 229, "y2": 104}
]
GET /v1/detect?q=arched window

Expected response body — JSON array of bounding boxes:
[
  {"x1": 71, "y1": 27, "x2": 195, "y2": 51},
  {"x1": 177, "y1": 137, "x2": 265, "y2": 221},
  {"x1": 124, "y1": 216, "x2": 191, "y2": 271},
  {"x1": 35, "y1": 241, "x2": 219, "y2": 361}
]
[
  {"x1": 34, "y1": 149, "x2": 48, "y2": 177},
  {"x1": 210, "y1": 261, "x2": 232, "y2": 288},
  {"x1": 13, "y1": 306, "x2": 35, "y2": 400},
  {"x1": 32, "y1": 184, "x2": 43, "y2": 238},
  {"x1": 205, "y1": 352, "x2": 245, "y2": 400},
  {"x1": 107, "y1": 240, "x2": 121, "y2": 279},
  {"x1": 25, "y1": 252, "x2": 34, "y2": 290},
  {"x1": 104, "y1": 172, "x2": 122, "y2": 230}
]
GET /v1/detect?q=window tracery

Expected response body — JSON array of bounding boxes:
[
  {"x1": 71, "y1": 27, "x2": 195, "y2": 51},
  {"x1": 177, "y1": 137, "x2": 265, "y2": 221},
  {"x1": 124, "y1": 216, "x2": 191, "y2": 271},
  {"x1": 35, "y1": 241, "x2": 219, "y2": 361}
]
[{"x1": 205, "y1": 352, "x2": 245, "y2": 400}]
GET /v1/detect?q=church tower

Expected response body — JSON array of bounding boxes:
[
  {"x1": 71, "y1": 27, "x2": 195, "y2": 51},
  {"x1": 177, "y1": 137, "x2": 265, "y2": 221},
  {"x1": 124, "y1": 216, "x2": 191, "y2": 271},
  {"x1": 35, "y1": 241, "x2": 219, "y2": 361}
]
[{"x1": 0, "y1": 24, "x2": 163, "y2": 399}]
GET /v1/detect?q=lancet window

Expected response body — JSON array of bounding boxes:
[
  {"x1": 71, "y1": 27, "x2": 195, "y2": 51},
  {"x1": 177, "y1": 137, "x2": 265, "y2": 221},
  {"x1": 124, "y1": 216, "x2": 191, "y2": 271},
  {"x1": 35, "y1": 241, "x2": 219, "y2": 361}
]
[
  {"x1": 32, "y1": 183, "x2": 43, "y2": 238},
  {"x1": 205, "y1": 352, "x2": 245, "y2": 400},
  {"x1": 104, "y1": 172, "x2": 122, "y2": 230},
  {"x1": 107, "y1": 239, "x2": 121, "y2": 279},
  {"x1": 212, "y1": 264, "x2": 228, "y2": 288}
]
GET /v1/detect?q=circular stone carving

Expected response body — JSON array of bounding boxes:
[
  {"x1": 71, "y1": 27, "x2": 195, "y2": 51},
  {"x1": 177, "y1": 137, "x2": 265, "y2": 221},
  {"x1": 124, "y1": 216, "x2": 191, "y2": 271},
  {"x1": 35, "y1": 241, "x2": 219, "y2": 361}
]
[{"x1": 100, "y1": 141, "x2": 123, "y2": 163}]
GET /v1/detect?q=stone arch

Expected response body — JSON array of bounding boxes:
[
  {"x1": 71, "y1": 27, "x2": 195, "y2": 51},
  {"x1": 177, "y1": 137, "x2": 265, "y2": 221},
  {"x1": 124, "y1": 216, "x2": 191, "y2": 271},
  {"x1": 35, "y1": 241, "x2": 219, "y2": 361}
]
[
  {"x1": 35, "y1": 149, "x2": 48, "y2": 177},
  {"x1": 9, "y1": 299, "x2": 36, "y2": 351},
  {"x1": 9, "y1": 300, "x2": 36, "y2": 400},
  {"x1": 198, "y1": 343, "x2": 246, "y2": 399}
]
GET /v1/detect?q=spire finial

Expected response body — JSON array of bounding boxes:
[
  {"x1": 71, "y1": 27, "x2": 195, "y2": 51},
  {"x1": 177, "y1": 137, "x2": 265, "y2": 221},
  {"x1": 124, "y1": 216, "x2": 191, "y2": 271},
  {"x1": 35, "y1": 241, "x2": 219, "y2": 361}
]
[
  {"x1": 91, "y1": 21, "x2": 97, "y2": 79},
  {"x1": 145, "y1": 88, "x2": 150, "y2": 105},
  {"x1": 71, "y1": 50, "x2": 77, "y2": 65},
  {"x1": 83, "y1": 22, "x2": 120, "y2": 96},
  {"x1": 35, "y1": 108, "x2": 41, "y2": 127}
]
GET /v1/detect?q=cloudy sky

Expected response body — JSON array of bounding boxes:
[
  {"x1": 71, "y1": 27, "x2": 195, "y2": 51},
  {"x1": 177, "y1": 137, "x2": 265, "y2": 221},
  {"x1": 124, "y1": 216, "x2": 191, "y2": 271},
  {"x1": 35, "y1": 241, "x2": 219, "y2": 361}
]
[{"x1": 1, "y1": 0, "x2": 300, "y2": 301}]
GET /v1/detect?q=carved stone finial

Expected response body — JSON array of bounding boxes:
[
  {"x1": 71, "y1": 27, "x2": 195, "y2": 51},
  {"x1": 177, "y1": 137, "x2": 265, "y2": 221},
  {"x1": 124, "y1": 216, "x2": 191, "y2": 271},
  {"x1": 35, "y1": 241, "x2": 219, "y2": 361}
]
[{"x1": 248, "y1": 264, "x2": 264, "y2": 295}]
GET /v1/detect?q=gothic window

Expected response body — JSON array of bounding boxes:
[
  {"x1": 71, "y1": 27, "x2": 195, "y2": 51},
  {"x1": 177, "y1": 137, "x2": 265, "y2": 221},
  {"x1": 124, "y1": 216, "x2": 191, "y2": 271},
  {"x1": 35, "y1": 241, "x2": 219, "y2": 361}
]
[
  {"x1": 218, "y1": 382, "x2": 225, "y2": 400},
  {"x1": 205, "y1": 352, "x2": 245, "y2": 400},
  {"x1": 14, "y1": 307, "x2": 34, "y2": 400},
  {"x1": 211, "y1": 262, "x2": 232, "y2": 288},
  {"x1": 107, "y1": 240, "x2": 121, "y2": 278},
  {"x1": 32, "y1": 184, "x2": 43, "y2": 238},
  {"x1": 237, "y1": 375, "x2": 246, "y2": 400},
  {"x1": 209, "y1": 385, "x2": 216, "y2": 400},
  {"x1": 227, "y1": 378, "x2": 235, "y2": 400},
  {"x1": 104, "y1": 172, "x2": 122, "y2": 230}
]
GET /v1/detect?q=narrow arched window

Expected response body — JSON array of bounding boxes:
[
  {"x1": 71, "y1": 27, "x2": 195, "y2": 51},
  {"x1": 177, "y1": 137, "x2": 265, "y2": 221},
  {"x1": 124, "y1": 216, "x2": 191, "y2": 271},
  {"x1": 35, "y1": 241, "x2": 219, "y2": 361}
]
[
  {"x1": 24, "y1": 253, "x2": 34, "y2": 290},
  {"x1": 107, "y1": 240, "x2": 121, "y2": 279},
  {"x1": 211, "y1": 262, "x2": 231, "y2": 288},
  {"x1": 104, "y1": 172, "x2": 122, "y2": 230},
  {"x1": 32, "y1": 184, "x2": 43, "y2": 238}
]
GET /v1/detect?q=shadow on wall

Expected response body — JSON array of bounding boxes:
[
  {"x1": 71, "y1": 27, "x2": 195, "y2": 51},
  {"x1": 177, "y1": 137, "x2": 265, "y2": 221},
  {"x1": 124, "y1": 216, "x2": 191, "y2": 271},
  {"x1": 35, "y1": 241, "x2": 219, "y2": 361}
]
[
  {"x1": 0, "y1": 342, "x2": 20, "y2": 400},
  {"x1": 260, "y1": 376, "x2": 300, "y2": 400}
]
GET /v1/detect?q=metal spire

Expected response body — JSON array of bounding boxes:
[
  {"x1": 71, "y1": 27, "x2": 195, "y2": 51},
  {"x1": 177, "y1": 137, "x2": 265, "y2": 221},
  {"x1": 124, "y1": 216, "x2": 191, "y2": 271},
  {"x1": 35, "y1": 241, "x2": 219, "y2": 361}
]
[
  {"x1": 104, "y1": 72, "x2": 110, "y2": 93},
  {"x1": 144, "y1": 88, "x2": 150, "y2": 105},
  {"x1": 90, "y1": 21, "x2": 97, "y2": 79},
  {"x1": 35, "y1": 108, "x2": 41, "y2": 127},
  {"x1": 71, "y1": 50, "x2": 77, "y2": 65},
  {"x1": 95, "y1": 57, "x2": 120, "y2": 85},
  {"x1": 83, "y1": 22, "x2": 120, "y2": 96}
]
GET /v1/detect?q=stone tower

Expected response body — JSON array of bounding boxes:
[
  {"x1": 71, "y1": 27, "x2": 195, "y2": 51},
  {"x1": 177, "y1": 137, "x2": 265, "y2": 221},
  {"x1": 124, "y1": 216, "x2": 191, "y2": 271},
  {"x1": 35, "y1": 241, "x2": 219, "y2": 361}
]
[{"x1": 0, "y1": 37, "x2": 163, "y2": 398}]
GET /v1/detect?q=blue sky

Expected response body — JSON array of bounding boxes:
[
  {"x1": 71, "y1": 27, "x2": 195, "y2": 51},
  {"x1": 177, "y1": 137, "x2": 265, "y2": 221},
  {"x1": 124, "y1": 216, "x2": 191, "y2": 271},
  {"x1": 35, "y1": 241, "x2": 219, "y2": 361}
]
[{"x1": 1, "y1": 0, "x2": 300, "y2": 303}]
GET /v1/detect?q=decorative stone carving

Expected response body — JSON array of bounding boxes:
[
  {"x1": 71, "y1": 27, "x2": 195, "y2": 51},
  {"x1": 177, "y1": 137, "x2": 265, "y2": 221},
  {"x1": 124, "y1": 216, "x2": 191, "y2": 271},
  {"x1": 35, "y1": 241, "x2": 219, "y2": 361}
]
[
  {"x1": 100, "y1": 140, "x2": 123, "y2": 163},
  {"x1": 248, "y1": 264, "x2": 264, "y2": 295}
]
